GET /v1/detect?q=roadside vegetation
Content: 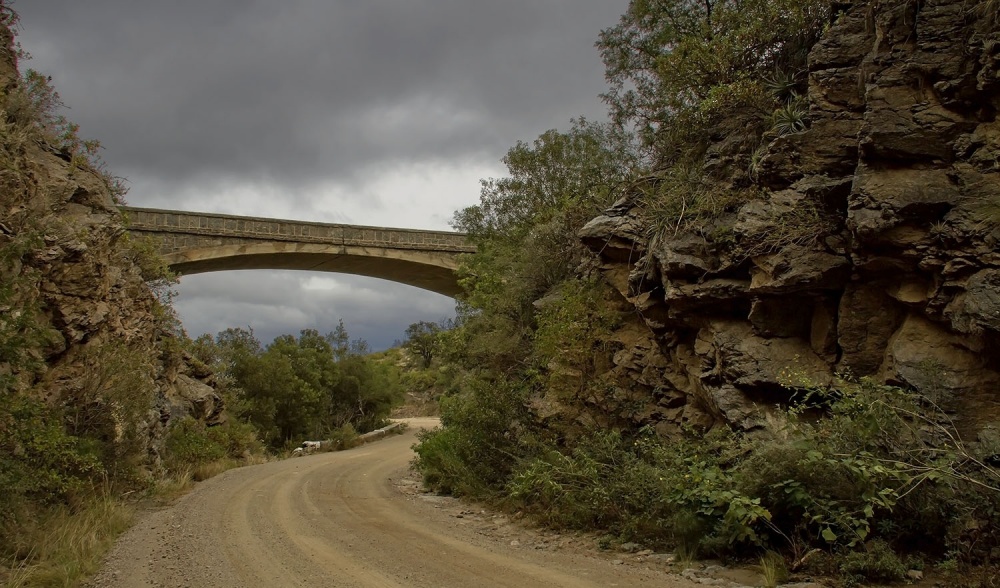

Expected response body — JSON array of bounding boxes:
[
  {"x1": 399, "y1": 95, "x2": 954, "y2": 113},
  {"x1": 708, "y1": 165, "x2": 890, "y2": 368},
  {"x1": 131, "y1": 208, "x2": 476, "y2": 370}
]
[
  {"x1": 413, "y1": 0, "x2": 1000, "y2": 586},
  {"x1": 187, "y1": 321, "x2": 404, "y2": 451}
]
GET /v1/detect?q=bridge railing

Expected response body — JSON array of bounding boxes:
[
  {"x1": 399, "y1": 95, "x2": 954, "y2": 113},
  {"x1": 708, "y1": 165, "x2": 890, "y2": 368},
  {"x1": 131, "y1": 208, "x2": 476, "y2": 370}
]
[{"x1": 121, "y1": 207, "x2": 475, "y2": 253}]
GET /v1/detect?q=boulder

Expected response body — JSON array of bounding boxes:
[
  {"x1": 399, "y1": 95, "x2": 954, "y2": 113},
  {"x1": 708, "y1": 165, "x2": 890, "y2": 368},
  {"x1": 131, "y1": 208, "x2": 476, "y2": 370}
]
[
  {"x1": 166, "y1": 374, "x2": 226, "y2": 426},
  {"x1": 944, "y1": 269, "x2": 1000, "y2": 334}
]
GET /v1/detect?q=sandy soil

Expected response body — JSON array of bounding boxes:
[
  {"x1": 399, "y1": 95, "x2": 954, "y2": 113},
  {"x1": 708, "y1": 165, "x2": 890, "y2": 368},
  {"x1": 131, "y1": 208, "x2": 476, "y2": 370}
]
[{"x1": 87, "y1": 418, "x2": 703, "y2": 588}]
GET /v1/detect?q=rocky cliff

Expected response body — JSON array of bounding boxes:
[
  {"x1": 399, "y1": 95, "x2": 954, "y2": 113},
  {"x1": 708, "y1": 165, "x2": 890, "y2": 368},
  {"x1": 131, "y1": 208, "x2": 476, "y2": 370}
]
[
  {"x1": 0, "y1": 22, "x2": 223, "y2": 467},
  {"x1": 580, "y1": 0, "x2": 1000, "y2": 434}
]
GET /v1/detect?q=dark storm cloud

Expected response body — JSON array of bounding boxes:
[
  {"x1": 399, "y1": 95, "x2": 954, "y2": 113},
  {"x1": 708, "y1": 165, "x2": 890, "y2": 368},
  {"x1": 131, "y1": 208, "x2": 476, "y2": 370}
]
[{"x1": 16, "y1": 0, "x2": 625, "y2": 196}]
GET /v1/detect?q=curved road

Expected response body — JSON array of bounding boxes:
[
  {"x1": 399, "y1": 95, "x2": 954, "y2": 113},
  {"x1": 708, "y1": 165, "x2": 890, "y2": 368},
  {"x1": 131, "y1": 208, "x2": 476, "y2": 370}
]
[{"x1": 90, "y1": 418, "x2": 697, "y2": 587}]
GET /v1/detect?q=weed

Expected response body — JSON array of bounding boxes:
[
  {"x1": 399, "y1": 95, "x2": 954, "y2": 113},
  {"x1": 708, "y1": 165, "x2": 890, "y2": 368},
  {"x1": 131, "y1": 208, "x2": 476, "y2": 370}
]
[
  {"x1": 747, "y1": 142, "x2": 769, "y2": 181},
  {"x1": 633, "y1": 163, "x2": 748, "y2": 263},
  {"x1": 764, "y1": 70, "x2": 803, "y2": 103},
  {"x1": 151, "y1": 468, "x2": 195, "y2": 504},
  {"x1": 769, "y1": 95, "x2": 809, "y2": 136},
  {"x1": 738, "y1": 196, "x2": 829, "y2": 257},
  {"x1": 324, "y1": 423, "x2": 361, "y2": 451},
  {"x1": 191, "y1": 460, "x2": 235, "y2": 482},
  {"x1": 760, "y1": 550, "x2": 789, "y2": 587}
]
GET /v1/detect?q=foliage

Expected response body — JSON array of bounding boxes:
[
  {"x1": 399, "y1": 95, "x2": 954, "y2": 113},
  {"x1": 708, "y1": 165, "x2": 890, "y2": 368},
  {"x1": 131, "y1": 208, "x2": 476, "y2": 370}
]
[
  {"x1": 448, "y1": 120, "x2": 639, "y2": 378},
  {"x1": 324, "y1": 423, "x2": 361, "y2": 451},
  {"x1": 414, "y1": 377, "x2": 537, "y2": 497},
  {"x1": 737, "y1": 196, "x2": 829, "y2": 257},
  {"x1": 594, "y1": 0, "x2": 829, "y2": 248},
  {"x1": 0, "y1": 231, "x2": 50, "y2": 392},
  {"x1": 4, "y1": 67, "x2": 128, "y2": 203},
  {"x1": 632, "y1": 163, "x2": 747, "y2": 249},
  {"x1": 597, "y1": 0, "x2": 828, "y2": 158},
  {"x1": 164, "y1": 418, "x2": 261, "y2": 470},
  {"x1": 403, "y1": 320, "x2": 444, "y2": 368},
  {"x1": 415, "y1": 118, "x2": 649, "y2": 501},
  {"x1": 454, "y1": 119, "x2": 639, "y2": 243},
  {"x1": 191, "y1": 324, "x2": 403, "y2": 449},
  {"x1": 505, "y1": 427, "x2": 768, "y2": 553},
  {"x1": 422, "y1": 371, "x2": 1000, "y2": 581},
  {"x1": 1, "y1": 495, "x2": 133, "y2": 588},
  {"x1": 532, "y1": 278, "x2": 623, "y2": 404},
  {"x1": 121, "y1": 233, "x2": 177, "y2": 304},
  {"x1": 838, "y1": 539, "x2": 907, "y2": 587},
  {"x1": 759, "y1": 550, "x2": 789, "y2": 587},
  {"x1": 769, "y1": 98, "x2": 808, "y2": 137}
]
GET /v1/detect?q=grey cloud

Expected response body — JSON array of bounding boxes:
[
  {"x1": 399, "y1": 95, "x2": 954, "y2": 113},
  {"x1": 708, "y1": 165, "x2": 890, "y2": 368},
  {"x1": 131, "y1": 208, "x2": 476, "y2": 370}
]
[
  {"x1": 14, "y1": 1, "x2": 626, "y2": 349},
  {"x1": 17, "y1": 1, "x2": 625, "y2": 197}
]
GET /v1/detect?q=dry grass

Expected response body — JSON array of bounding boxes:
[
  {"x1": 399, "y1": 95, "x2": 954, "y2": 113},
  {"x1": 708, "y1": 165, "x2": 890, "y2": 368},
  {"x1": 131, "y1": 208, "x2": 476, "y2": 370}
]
[
  {"x1": 3, "y1": 497, "x2": 133, "y2": 588},
  {"x1": 154, "y1": 456, "x2": 268, "y2": 501},
  {"x1": 0, "y1": 459, "x2": 265, "y2": 585},
  {"x1": 150, "y1": 467, "x2": 195, "y2": 504}
]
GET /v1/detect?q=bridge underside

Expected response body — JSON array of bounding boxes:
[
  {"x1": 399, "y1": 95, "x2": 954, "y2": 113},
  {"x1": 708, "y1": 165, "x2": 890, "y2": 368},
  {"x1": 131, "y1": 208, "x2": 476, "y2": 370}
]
[{"x1": 164, "y1": 243, "x2": 464, "y2": 297}]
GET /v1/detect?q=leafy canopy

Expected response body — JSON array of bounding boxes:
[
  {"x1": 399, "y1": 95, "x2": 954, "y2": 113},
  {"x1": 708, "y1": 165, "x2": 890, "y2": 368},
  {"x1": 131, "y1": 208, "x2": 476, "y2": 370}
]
[{"x1": 598, "y1": 0, "x2": 829, "y2": 158}]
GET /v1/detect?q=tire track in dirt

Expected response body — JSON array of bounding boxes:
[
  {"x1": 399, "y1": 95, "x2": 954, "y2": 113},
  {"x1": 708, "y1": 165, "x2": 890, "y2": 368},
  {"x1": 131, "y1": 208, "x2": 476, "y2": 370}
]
[{"x1": 89, "y1": 418, "x2": 699, "y2": 588}]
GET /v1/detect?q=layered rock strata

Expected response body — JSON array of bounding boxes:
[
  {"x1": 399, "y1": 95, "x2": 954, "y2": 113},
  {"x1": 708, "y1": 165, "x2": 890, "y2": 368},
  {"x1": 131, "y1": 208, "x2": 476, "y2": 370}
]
[{"x1": 581, "y1": 0, "x2": 1000, "y2": 433}]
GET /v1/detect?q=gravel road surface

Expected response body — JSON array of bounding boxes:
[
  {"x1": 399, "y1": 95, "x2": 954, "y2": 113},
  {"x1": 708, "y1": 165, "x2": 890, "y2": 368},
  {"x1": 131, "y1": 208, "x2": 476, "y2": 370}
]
[{"x1": 89, "y1": 418, "x2": 700, "y2": 587}]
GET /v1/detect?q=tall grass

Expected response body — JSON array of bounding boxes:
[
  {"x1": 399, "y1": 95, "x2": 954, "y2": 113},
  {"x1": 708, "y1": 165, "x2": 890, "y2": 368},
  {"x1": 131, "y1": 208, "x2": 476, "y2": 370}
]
[{"x1": 3, "y1": 496, "x2": 133, "y2": 588}]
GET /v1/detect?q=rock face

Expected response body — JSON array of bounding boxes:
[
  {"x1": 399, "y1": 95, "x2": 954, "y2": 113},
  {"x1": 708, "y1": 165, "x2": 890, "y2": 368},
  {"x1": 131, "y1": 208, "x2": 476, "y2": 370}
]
[
  {"x1": 581, "y1": 0, "x2": 1000, "y2": 432},
  {"x1": 0, "y1": 24, "x2": 222, "y2": 467}
]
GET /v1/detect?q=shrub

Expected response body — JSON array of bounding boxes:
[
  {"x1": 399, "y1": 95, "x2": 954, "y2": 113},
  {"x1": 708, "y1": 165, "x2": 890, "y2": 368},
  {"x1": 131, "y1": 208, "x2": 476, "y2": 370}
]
[
  {"x1": 414, "y1": 377, "x2": 536, "y2": 497},
  {"x1": 421, "y1": 374, "x2": 1000, "y2": 574},
  {"x1": 505, "y1": 427, "x2": 770, "y2": 553},
  {"x1": 163, "y1": 418, "x2": 262, "y2": 471},
  {"x1": 325, "y1": 423, "x2": 360, "y2": 451},
  {"x1": 164, "y1": 418, "x2": 228, "y2": 467},
  {"x1": 839, "y1": 539, "x2": 907, "y2": 587}
]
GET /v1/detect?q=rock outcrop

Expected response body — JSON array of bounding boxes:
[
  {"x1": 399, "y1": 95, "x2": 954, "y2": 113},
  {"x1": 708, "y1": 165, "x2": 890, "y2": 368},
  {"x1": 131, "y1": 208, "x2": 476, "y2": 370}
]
[
  {"x1": 581, "y1": 0, "x2": 1000, "y2": 433},
  {"x1": 0, "y1": 23, "x2": 223, "y2": 467}
]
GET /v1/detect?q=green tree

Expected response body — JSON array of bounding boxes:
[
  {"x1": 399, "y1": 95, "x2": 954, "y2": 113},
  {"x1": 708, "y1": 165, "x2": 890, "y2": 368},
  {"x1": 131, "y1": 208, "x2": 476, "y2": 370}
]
[
  {"x1": 198, "y1": 324, "x2": 403, "y2": 448},
  {"x1": 263, "y1": 330, "x2": 339, "y2": 443},
  {"x1": 404, "y1": 321, "x2": 442, "y2": 368},
  {"x1": 597, "y1": 0, "x2": 829, "y2": 159},
  {"x1": 450, "y1": 119, "x2": 640, "y2": 376},
  {"x1": 455, "y1": 118, "x2": 639, "y2": 242}
]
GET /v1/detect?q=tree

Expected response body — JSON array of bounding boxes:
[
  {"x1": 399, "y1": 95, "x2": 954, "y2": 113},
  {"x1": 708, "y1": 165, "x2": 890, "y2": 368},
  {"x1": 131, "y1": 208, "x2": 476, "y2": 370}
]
[
  {"x1": 598, "y1": 0, "x2": 829, "y2": 159},
  {"x1": 197, "y1": 323, "x2": 404, "y2": 447},
  {"x1": 454, "y1": 118, "x2": 639, "y2": 243},
  {"x1": 404, "y1": 321, "x2": 442, "y2": 368}
]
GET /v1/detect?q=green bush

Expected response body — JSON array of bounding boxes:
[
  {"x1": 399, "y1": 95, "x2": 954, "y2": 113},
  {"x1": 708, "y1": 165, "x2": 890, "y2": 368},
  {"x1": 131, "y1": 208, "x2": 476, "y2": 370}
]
[
  {"x1": 325, "y1": 423, "x2": 360, "y2": 451},
  {"x1": 839, "y1": 539, "x2": 907, "y2": 587},
  {"x1": 419, "y1": 375, "x2": 1000, "y2": 579},
  {"x1": 414, "y1": 377, "x2": 536, "y2": 497},
  {"x1": 164, "y1": 418, "x2": 262, "y2": 470},
  {"x1": 164, "y1": 418, "x2": 228, "y2": 467},
  {"x1": 505, "y1": 427, "x2": 768, "y2": 553},
  {"x1": 507, "y1": 431, "x2": 677, "y2": 541},
  {"x1": 207, "y1": 420, "x2": 263, "y2": 458}
]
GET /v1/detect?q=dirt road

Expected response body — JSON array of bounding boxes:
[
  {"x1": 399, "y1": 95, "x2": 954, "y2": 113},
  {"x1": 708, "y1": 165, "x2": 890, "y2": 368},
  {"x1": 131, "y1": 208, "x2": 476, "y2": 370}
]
[{"x1": 90, "y1": 418, "x2": 700, "y2": 587}]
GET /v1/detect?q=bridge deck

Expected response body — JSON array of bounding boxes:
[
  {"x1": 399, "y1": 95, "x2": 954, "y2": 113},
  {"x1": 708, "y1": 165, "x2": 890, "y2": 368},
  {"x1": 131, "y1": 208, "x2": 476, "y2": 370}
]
[{"x1": 121, "y1": 207, "x2": 475, "y2": 253}]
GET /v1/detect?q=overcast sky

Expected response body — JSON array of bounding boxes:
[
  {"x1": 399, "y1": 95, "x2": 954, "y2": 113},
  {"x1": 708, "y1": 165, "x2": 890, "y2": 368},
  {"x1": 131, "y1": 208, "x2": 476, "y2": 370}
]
[{"x1": 16, "y1": 1, "x2": 626, "y2": 349}]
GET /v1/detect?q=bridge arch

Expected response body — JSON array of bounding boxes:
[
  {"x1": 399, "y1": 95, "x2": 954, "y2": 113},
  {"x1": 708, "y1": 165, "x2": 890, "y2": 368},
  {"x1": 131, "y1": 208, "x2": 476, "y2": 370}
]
[{"x1": 122, "y1": 207, "x2": 474, "y2": 297}]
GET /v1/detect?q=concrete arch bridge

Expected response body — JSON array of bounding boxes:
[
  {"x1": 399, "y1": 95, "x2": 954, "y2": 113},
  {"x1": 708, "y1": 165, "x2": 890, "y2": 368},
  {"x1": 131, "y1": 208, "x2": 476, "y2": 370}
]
[{"x1": 121, "y1": 207, "x2": 475, "y2": 297}]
